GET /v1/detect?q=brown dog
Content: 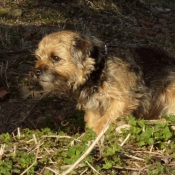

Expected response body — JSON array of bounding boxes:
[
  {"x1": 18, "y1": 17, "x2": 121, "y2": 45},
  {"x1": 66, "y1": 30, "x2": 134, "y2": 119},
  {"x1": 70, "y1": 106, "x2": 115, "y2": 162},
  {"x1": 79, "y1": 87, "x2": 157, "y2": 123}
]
[{"x1": 34, "y1": 30, "x2": 175, "y2": 134}]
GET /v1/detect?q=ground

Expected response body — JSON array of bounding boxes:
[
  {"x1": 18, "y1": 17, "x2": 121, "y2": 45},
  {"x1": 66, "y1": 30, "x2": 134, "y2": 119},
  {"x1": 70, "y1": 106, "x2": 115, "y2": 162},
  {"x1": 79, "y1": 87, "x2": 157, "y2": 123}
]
[{"x1": 0, "y1": 0, "x2": 175, "y2": 174}]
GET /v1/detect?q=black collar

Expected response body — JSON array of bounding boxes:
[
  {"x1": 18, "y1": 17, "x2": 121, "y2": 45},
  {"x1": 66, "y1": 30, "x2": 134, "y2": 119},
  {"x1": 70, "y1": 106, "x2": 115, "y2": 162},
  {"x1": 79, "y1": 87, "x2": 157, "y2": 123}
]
[
  {"x1": 80, "y1": 45, "x2": 108, "y2": 94},
  {"x1": 70, "y1": 45, "x2": 108, "y2": 99}
]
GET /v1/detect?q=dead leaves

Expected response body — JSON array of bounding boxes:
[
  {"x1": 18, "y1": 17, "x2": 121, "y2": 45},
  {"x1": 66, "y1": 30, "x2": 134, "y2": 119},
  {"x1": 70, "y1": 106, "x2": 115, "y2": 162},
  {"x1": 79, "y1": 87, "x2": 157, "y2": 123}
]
[
  {"x1": 132, "y1": 17, "x2": 172, "y2": 45},
  {"x1": 138, "y1": 18, "x2": 167, "y2": 28},
  {"x1": 151, "y1": 154, "x2": 173, "y2": 166},
  {"x1": 19, "y1": 31, "x2": 39, "y2": 46},
  {"x1": 136, "y1": 18, "x2": 170, "y2": 37},
  {"x1": 0, "y1": 87, "x2": 9, "y2": 100},
  {"x1": 138, "y1": 18, "x2": 156, "y2": 27}
]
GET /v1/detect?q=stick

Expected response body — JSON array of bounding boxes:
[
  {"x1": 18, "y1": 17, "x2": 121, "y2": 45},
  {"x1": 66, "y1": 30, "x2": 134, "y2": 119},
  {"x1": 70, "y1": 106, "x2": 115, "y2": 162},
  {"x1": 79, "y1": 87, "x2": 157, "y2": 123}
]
[
  {"x1": 17, "y1": 91, "x2": 51, "y2": 127},
  {"x1": 20, "y1": 144, "x2": 40, "y2": 175},
  {"x1": 62, "y1": 119, "x2": 111, "y2": 175},
  {"x1": 85, "y1": 161, "x2": 100, "y2": 174},
  {"x1": 5, "y1": 60, "x2": 9, "y2": 88},
  {"x1": 44, "y1": 167, "x2": 60, "y2": 175},
  {"x1": 0, "y1": 47, "x2": 34, "y2": 55},
  {"x1": 123, "y1": 153, "x2": 144, "y2": 161},
  {"x1": 114, "y1": 165, "x2": 147, "y2": 172},
  {"x1": 120, "y1": 133, "x2": 131, "y2": 147}
]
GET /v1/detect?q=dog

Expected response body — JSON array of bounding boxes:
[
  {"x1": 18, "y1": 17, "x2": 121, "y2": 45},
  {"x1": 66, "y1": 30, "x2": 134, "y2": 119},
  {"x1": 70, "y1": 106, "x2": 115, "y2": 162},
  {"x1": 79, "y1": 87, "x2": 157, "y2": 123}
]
[{"x1": 34, "y1": 30, "x2": 175, "y2": 134}]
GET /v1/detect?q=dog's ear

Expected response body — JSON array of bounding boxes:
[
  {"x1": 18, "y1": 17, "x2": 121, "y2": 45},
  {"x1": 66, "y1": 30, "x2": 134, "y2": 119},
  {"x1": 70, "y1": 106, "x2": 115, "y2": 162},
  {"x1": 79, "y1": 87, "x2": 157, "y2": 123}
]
[
  {"x1": 71, "y1": 36, "x2": 91, "y2": 62},
  {"x1": 71, "y1": 35, "x2": 106, "y2": 87},
  {"x1": 71, "y1": 35, "x2": 103, "y2": 64}
]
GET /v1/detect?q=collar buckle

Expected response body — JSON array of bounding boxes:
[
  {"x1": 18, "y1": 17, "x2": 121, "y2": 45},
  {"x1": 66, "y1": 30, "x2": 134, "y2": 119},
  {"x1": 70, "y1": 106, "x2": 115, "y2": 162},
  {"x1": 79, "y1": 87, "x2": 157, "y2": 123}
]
[{"x1": 105, "y1": 45, "x2": 108, "y2": 55}]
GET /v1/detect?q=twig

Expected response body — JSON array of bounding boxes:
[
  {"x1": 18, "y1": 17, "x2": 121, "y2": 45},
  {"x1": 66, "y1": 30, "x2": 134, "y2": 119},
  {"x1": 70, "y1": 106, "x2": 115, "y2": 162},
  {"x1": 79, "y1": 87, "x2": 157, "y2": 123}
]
[
  {"x1": 42, "y1": 135, "x2": 77, "y2": 140},
  {"x1": 115, "y1": 124, "x2": 131, "y2": 133},
  {"x1": 163, "y1": 140, "x2": 171, "y2": 153},
  {"x1": 0, "y1": 47, "x2": 34, "y2": 55},
  {"x1": 61, "y1": 164, "x2": 85, "y2": 170},
  {"x1": 20, "y1": 144, "x2": 40, "y2": 175},
  {"x1": 16, "y1": 91, "x2": 51, "y2": 128},
  {"x1": 149, "y1": 144, "x2": 154, "y2": 152},
  {"x1": 28, "y1": 142, "x2": 44, "y2": 154},
  {"x1": 6, "y1": 106, "x2": 23, "y2": 122},
  {"x1": 33, "y1": 134, "x2": 37, "y2": 144},
  {"x1": 0, "y1": 144, "x2": 6, "y2": 159},
  {"x1": 5, "y1": 60, "x2": 9, "y2": 88},
  {"x1": 132, "y1": 150, "x2": 162, "y2": 155},
  {"x1": 80, "y1": 168, "x2": 88, "y2": 175},
  {"x1": 42, "y1": 135, "x2": 81, "y2": 144},
  {"x1": 133, "y1": 162, "x2": 141, "y2": 168},
  {"x1": 6, "y1": 107, "x2": 25, "y2": 132},
  {"x1": 114, "y1": 165, "x2": 146, "y2": 172},
  {"x1": 120, "y1": 133, "x2": 131, "y2": 147},
  {"x1": 85, "y1": 161, "x2": 100, "y2": 174},
  {"x1": 123, "y1": 153, "x2": 145, "y2": 161},
  {"x1": 43, "y1": 167, "x2": 60, "y2": 175},
  {"x1": 62, "y1": 119, "x2": 111, "y2": 175},
  {"x1": 17, "y1": 128, "x2": 21, "y2": 138},
  {"x1": 138, "y1": 165, "x2": 150, "y2": 175},
  {"x1": 0, "y1": 62, "x2": 3, "y2": 77}
]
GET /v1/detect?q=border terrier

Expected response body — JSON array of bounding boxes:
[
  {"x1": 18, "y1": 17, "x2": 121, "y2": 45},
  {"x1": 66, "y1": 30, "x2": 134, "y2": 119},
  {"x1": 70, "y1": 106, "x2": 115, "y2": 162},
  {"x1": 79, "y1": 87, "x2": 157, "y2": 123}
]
[{"x1": 34, "y1": 30, "x2": 175, "y2": 134}]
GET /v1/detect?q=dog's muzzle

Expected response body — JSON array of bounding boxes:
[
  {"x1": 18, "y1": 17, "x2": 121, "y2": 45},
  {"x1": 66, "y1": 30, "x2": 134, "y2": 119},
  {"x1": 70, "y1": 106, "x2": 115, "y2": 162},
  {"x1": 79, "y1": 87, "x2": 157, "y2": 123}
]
[{"x1": 34, "y1": 68, "x2": 42, "y2": 78}]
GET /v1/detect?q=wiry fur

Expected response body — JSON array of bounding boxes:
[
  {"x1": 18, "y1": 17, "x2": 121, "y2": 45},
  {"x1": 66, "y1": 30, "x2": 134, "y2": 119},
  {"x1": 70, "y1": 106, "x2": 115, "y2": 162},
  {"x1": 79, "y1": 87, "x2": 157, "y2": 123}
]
[{"x1": 34, "y1": 30, "x2": 175, "y2": 134}]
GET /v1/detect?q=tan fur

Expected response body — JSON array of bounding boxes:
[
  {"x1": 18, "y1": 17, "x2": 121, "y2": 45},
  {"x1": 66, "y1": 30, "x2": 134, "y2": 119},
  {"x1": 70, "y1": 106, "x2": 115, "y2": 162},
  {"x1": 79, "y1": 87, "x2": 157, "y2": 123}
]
[
  {"x1": 159, "y1": 83, "x2": 175, "y2": 115},
  {"x1": 34, "y1": 30, "x2": 175, "y2": 135}
]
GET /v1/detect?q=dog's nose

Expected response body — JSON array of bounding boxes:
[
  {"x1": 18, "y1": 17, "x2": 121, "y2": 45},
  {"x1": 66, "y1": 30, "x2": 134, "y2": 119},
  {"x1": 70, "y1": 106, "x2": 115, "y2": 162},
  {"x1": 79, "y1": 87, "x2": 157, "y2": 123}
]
[{"x1": 34, "y1": 68, "x2": 42, "y2": 77}]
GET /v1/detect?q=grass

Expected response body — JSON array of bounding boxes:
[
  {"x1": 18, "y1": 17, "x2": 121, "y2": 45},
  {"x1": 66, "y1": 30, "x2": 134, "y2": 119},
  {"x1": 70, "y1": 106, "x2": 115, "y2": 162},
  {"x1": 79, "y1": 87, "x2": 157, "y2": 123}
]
[
  {"x1": 0, "y1": 117, "x2": 175, "y2": 174},
  {"x1": 0, "y1": 0, "x2": 175, "y2": 174}
]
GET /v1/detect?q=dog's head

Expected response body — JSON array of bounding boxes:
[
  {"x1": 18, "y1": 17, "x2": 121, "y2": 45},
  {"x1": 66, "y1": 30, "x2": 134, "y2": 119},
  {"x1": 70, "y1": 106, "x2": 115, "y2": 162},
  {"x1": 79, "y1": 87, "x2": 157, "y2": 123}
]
[{"x1": 34, "y1": 30, "x2": 104, "y2": 94}]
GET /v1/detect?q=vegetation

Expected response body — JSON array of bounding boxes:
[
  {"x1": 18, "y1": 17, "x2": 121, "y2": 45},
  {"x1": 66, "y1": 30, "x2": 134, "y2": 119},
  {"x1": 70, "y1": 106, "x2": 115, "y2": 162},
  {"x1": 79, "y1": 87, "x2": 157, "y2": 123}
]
[{"x1": 0, "y1": 117, "x2": 175, "y2": 174}]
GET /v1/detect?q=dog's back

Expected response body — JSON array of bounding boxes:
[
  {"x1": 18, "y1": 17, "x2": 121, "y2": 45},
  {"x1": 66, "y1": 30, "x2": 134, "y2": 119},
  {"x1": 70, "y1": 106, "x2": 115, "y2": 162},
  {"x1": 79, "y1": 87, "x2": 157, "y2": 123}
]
[{"x1": 110, "y1": 46, "x2": 175, "y2": 119}]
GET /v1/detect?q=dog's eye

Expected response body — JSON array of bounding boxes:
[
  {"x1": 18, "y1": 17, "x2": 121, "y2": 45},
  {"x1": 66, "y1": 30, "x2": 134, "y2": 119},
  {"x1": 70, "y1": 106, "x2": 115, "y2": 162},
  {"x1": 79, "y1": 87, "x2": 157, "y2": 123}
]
[{"x1": 51, "y1": 55, "x2": 61, "y2": 62}]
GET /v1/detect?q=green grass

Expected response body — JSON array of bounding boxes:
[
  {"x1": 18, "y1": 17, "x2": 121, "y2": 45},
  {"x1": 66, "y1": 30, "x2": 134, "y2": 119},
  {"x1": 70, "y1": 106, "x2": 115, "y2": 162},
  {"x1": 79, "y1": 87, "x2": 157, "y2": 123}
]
[{"x1": 0, "y1": 117, "x2": 175, "y2": 174}]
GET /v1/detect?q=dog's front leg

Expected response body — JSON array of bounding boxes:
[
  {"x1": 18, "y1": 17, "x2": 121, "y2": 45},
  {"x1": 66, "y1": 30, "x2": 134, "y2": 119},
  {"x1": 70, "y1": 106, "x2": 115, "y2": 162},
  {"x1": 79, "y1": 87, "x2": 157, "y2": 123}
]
[
  {"x1": 93, "y1": 100, "x2": 126, "y2": 135},
  {"x1": 84, "y1": 110, "x2": 101, "y2": 130}
]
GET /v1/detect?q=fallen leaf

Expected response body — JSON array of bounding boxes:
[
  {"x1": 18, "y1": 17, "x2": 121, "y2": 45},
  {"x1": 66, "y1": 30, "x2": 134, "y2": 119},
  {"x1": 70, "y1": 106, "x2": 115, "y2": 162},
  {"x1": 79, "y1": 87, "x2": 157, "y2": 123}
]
[
  {"x1": 161, "y1": 155, "x2": 172, "y2": 165},
  {"x1": 52, "y1": 115, "x2": 65, "y2": 123},
  {"x1": 22, "y1": 32, "x2": 32, "y2": 39},
  {"x1": 151, "y1": 155, "x2": 172, "y2": 165},
  {"x1": 0, "y1": 87, "x2": 9, "y2": 100}
]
